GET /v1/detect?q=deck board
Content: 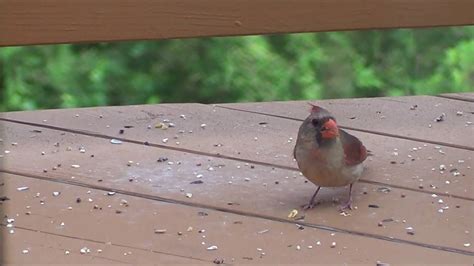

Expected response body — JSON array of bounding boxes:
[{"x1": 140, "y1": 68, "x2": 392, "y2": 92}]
[
  {"x1": 1, "y1": 94, "x2": 473, "y2": 263},
  {"x1": 220, "y1": 95, "x2": 474, "y2": 149},
  {"x1": 439, "y1": 93, "x2": 474, "y2": 102},
  {"x1": 3, "y1": 95, "x2": 473, "y2": 150},
  {"x1": 1, "y1": 173, "x2": 472, "y2": 264}
]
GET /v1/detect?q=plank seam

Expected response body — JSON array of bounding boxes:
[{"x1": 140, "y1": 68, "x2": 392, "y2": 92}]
[
  {"x1": 435, "y1": 95, "x2": 474, "y2": 103},
  {"x1": 214, "y1": 105, "x2": 474, "y2": 151},
  {"x1": 0, "y1": 224, "x2": 211, "y2": 263}
]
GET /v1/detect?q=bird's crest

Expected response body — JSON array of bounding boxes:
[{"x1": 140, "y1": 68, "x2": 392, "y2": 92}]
[
  {"x1": 308, "y1": 103, "x2": 322, "y2": 114},
  {"x1": 307, "y1": 103, "x2": 332, "y2": 119}
]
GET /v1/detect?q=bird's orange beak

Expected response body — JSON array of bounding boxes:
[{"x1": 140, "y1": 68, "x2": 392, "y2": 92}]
[{"x1": 321, "y1": 119, "x2": 339, "y2": 139}]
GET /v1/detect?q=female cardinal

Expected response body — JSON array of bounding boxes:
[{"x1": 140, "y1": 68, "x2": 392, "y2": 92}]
[{"x1": 294, "y1": 104, "x2": 367, "y2": 211}]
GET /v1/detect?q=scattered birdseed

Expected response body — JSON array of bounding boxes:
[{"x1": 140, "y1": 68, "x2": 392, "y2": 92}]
[
  {"x1": 377, "y1": 187, "x2": 391, "y2": 193},
  {"x1": 288, "y1": 209, "x2": 298, "y2": 218},
  {"x1": 110, "y1": 139, "x2": 122, "y2": 144},
  {"x1": 155, "y1": 123, "x2": 168, "y2": 129},
  {"x1": 207, "y1": 245, "x2": 218, "y2": 251},
  {"x1": 434, "y1": 113, "x2": 446, "y2": 122},
  {"x1": 17, "y1": 187, "x2": 29, "y2": 191},
  {"x1": 80, "y1": 247, "x2": 90, "y2": 254},
  {"x1": 213, "y1": 258, "x2": 224, "y2": 264},
  {"x1": 157, "y1": 157, "x2": 169, "y2": 162}
]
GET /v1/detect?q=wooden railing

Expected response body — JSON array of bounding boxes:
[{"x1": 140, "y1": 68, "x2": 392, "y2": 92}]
[{"x1": 1, "y1": 0, "x2": 473, "y2": 46}]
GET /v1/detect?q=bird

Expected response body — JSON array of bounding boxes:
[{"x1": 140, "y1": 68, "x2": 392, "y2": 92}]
[{"x1": 293, "y1": 104, "x2": 367, "y2": 211}]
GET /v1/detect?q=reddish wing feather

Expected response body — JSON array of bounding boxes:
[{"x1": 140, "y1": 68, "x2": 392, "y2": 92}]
[{"x1": 340, "y1": 129, "x2": 367, "y2": 166}]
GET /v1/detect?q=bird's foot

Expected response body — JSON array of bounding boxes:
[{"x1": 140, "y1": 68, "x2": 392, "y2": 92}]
[
  {"x1": 338, "y1": 201, "x2": 353, "y2": 212},
  {"x1": 301, "y1": 201, "x2": 318, "y2": 210}
]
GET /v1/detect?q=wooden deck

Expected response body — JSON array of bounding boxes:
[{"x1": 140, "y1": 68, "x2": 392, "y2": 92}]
[{"x1": 1, "y1": 93, "x2": 473, "y2": 264}]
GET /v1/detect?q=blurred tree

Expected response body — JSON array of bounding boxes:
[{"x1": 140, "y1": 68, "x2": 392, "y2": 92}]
[{"x1": 0, "y1": 26, "x2": 473, "y2": 111}]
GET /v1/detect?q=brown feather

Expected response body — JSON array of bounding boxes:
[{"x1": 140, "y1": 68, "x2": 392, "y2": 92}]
[{"x1": 339, "y1": 129, "x2": 367, "y2": 166}]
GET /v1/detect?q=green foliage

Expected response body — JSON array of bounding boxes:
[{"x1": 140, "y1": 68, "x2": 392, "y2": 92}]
[{"x1": 0, "y1": 26, "x2": 473, "y2": 111}]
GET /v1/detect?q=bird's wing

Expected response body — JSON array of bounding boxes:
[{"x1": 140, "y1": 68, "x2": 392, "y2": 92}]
[{"x1": 340, "y1": 129, "x2": 367, "y2": 166}]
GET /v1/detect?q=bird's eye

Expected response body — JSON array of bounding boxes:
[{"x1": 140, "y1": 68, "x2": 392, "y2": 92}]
[{"x1": 311, "y1": 119, "x2": 319, "y2": 126}]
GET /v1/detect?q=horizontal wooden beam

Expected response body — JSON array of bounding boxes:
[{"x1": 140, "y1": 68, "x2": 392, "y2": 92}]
[{"x1": 1, "y1": 0, "x2": 473, "y2": 46}]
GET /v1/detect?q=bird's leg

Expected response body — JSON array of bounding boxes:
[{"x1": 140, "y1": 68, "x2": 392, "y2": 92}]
[
  {"x1": 302, "y1": 186, "x2": 321, "y2": 210},
  {"x1": 339, "y1": 183, "x2": 354, "y2": 211}
]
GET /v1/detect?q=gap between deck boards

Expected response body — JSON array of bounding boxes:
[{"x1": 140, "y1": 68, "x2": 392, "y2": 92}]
[
  {"x1": 435, "y1": 95, "x2": 474, "y2": 103},
  {"x1": 0, "y1": 223, "x2": 211, "y2": 263},
  {"x1": 0, "y1": 117, "x2": 472, "y2": 201},
  {"x1": 213, "y1": 105, "x2": 474, "y2": 152},
  {"x1": 1, "y1": 169, "x2": 473, "y2": 257}
]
